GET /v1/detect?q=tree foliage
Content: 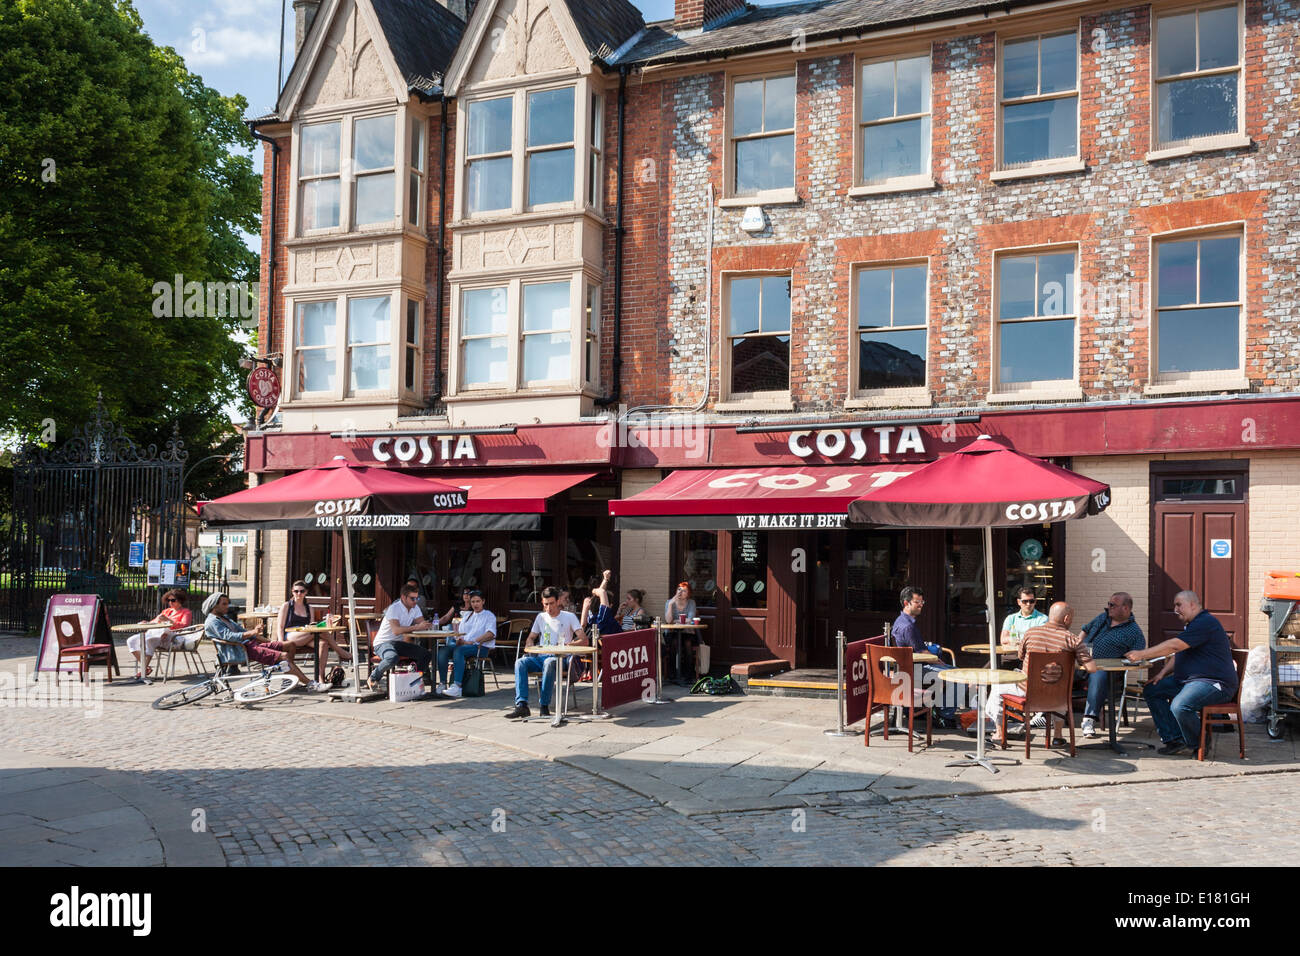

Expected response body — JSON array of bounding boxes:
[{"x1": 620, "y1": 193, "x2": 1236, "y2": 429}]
[{"x1": 0, "y1": 0, "x2": 260, "y2": 498}]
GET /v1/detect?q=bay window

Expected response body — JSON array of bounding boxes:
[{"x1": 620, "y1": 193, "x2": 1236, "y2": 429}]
[
  {"x1": 460, "y1": 286, "x2": 509, "y2": 388},
  {"x1": 291, "y1": 292, "x2": 418, "y2": 401},
  {"x1": 405, "y1": 300, "x2": 422, "y2": 392},
  {"x1": 584, "y1": 284, "x2": 601, "y2": 386},
  {"x1": 347, "y1": 296, "x2": 391, "y2": 392},
  {"x1": 527, "y1": 88, "x2": 575, "y2": 207},
  {"x1": 466, "y1": 96, "x2": 512, "y2": 215},
  {"x1": 295, "y1": 301, "x2": 338, "y2": 393},
  {"x1": 299, "y1": 122, "x2": 341, "y2": 231},
  {"x1": 408, "y1": 119, "x2": 425, "y2": 225},
  {"x1": 588, "y1": 93, "x2": 604, "y2": 209},
  {"x1": 353, "y1": 116, "x2": 395, "y2": 226},
  {"x1": 522, "y1": 282, "x2": 572, "y2": 383}
]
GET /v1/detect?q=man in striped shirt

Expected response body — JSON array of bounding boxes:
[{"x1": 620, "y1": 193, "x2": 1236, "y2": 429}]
[{"x1": 985, "y1": 601, "x2": 1089, "y2": 731}]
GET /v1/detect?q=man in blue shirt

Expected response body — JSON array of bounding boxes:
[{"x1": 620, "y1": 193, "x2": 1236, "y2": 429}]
[
  {"x1": 1127, "y1": 590, "x2": 1238, "y2": 756},
  {"x1": 1077, "y1": 592, "x2": 1145, "y2": 738},
  {"x1": 891, "y1": 586, "x2": 957, "y2": 729}
]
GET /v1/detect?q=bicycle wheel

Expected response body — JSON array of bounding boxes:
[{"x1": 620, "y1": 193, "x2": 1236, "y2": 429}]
[
  {"x1": 232, "y1": 674, "x2": 300, "y2": 704},
  {"x1": 151, "y1": 680, "x2": 217, "y2": 711}
]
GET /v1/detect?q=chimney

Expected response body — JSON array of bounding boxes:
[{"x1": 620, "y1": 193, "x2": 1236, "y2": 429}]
[
  {"x1": 674, "y1": 0, "x2": 746, "y2": 32},
  {"x1": 294, "y1": 0, "x2": 322, "y2": 55}
]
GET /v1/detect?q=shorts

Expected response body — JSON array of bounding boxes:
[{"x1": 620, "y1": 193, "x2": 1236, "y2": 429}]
[{"x1": 245, "y1": 640, "x2": 288, "y2": 666}]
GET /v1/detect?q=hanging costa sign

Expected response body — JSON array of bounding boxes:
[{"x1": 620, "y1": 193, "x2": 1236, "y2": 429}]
[{"x1": 247, "y1": 367, "x2": 280, "y2": 408}]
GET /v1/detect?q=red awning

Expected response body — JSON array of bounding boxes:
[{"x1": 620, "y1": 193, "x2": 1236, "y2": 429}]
[
  {"x1": 433, "y1": 472, "x2": 598, "y2": 514},
  {"x1": 609, "y1": 466, "x2": 924, "y2": 531}
]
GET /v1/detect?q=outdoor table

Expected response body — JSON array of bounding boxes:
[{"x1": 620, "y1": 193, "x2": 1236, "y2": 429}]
[
  {"x1": 659, "y1": 621, "x2": 706, "y2": 684},
  {"x1": 525, "y1": 644, "x2": 596, "y2": 727},
  {"x1": 1088, "y1": 659, "x2": 1153, "y2": 756},
  {"x1": 110, "y1": 622, "x2": 161, "y2": 684},
  {"x1": 940, "y1": 668, "x2": 1026, "y2": 774},
  {"x1": 960, "y1": 643, "x2": 1018, "y2": 655},
  {"x1": 285, "y1": 624, "x2": 347, "y2": 680}
]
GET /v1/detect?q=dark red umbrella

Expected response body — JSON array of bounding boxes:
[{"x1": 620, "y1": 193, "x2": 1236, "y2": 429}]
[{"x1": 198, "y1": 458, "x2": 468, "y2": 699}]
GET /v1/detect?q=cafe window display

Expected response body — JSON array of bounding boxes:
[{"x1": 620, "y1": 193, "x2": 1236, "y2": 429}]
[
  {"x1": 731, "y1": 532, "x2": 768, "y2": 610},
  {"x1": 844, "y1": 531, "x2": 908, "y2": 613},
  {"x1": 676, "y1": 531, "x2": 719, "y2": 608},
  {"x1": 1004, "y1": 525, "x2": 1058, "y2": 606}
]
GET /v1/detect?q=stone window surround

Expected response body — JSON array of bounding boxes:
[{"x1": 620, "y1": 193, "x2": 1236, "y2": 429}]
[
  {"x1": 988, "y1": 241, "x2": 1082, "y2": 400},
  {"x1": 1144, "y1": 220, "x2": 1248, "y2": 395},
  {"x1": 1149, "y1": 0, "x2": 1247, "y2": 154},
  {"x1": 284, "y1": 284, "x2": 426, "y2": 406},
  {"x1": 719, "y1": 269, "x2": 794, "y2": 407},
  {"x1": 848, "y1": 258, "x2": 933, "y2": 407},
  {"x1": 447, "y1": 268, "x2": 603, "y2": 397},
  {"x1": 290, "y1": 100, "x2": 422, "y2": 240},
  {"x1": 723, "y1": 68, "x2": 799, "y2": 205},
  {"x1": 994, "y1": 22, "x2": 1083, "y2": 178},
  {"x1": 453, "y1": 76, "x2": 601, "y2": 223},
  {"x1": 854, "y1": 45, "x2": 935, "y2": 192}
]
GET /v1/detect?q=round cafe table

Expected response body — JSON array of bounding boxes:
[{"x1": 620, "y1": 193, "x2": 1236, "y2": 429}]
[
  {"x1": 407, "y1": 629, "x2": 457, "y2": 697},
  {"x1": 939, "y1": 668, "x2": 1026, "y2": 774},
  {"x1": 659, "y1": 621, "x2": 706, "y2": 685},
  {"x1": 525, "y1": 644, "x2": 597, "y2": 727},
  {"x1": 110, "y1": 622, "x2": 161, "y2": 684},
  {"x1": 285, "y1": 624, "x2": 347, "y2": 680},
  {"x1": 960, "y1": 644, "x2": 1018, "y2": 655},
  {"x1": 1087, "y1": 659, "x2": 1154, "y2": 756}
]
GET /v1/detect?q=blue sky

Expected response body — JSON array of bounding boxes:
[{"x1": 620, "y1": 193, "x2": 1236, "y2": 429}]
[{"x1": 131, "y1": 1, "x2": 779, "y2": 118}]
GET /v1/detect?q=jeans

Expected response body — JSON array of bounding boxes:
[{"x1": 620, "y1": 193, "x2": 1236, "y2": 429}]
[
  {"x1": 514, "y1": 654, "x2": 578, "y2": 706},
  {"x1": 437, "y1": 642, "x2": 491, "y2": 685},
  {"x1": 919, "y1": 662, "x2": 958, "y2": 722},
  {"x1": 1143, "y1": 674, "x2": 1234, "y2": 746},
  {"x1": 1084, "y1": 670, "x2": 1120, "y2": 719},
  {"x1": 371, "y1": 640, "x2": 432, "y2": 685}
]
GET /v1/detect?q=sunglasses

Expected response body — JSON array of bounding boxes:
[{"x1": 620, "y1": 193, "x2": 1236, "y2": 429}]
[
  {"x1": 167, "y1": 598, "x2": 180, "y2": 604},
  {"x1": 1020, "y1": 598, "x2": 1037, "y2": 604},
  {"x1": 293, "y1": 589, "x2": 306, "y2": 593}
]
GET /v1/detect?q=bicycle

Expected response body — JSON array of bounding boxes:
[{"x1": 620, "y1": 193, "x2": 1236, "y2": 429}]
[{"x1": 151, "y1": 661, "x2": 300, "y2": 710}]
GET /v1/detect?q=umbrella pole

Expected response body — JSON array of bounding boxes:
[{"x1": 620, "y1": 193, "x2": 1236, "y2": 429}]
[
  {"x1": 342, "y1": 516, "x2": 363, "y2": 701},
  {"x1": 980, "y1": 525, "x2": 999, "y2": 759}
]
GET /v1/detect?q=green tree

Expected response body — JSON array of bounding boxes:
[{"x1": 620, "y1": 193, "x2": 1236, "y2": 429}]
[{"x1": 0, "y1": 0, "x2": 259, "y2": 499}]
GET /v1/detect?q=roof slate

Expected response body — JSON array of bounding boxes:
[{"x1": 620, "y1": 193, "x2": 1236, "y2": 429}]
[
  {"x1": 614, "y1": 0, "x2": 1056, "y2": 67},
  {"x1": 370, "y1": 0, "x2": 466, "y2": 94},
  {"x1": 559, "y1": 0, "x2": 646, "y2": 60}
]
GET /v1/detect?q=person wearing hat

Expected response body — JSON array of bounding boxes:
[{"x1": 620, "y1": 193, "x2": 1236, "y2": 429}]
[{"x1": 202, "y1": 593, "x2": 329, "y2": 692}]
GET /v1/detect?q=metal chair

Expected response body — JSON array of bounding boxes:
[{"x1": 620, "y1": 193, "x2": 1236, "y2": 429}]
[
  {"x1": 1197, "y1": 648, "x2": 1250, "y2": 762},
  {"x1": 156, "y1": 625, "x2": 207, "y2": 683},
  {"x1": 999, "y1": 650, "x2": 1076, "y2": 757}
]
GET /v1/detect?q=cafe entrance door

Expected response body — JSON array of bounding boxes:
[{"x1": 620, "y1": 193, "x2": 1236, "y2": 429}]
[{"x1": 808, "y1": 530, "x2": 911, "y2": 667}]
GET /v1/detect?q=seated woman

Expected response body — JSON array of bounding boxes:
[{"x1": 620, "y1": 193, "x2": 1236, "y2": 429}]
[
  {"x1": 127, "y1": 589, "x2": 196, "y2": 679},
  {"x1": 665, "y1": 582, "x2": 702, "y2": 681},
  {"x1": 616, "y1": 589, "x2": 650, "y2": 632},
  {"x1": 202, "y1": 592, "x2": 330, "y2": 692},
  {"x1": 277, "y1": 579, "x2": 352, "y2": 670}
]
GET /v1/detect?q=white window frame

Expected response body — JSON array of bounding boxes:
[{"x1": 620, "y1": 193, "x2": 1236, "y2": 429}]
[
  {"x1": 408, "y1": 118, "x2": 426, "y2": 227},
  {"x1": 850, "y1": 260, "x2": 930, "y2": 404},
  {"x1": 292, "y1": 109, "x2": 410, "y2": 238},
  {"x1": 457, "y1": 82, "x2": 591, "y2": 220},
  {"x1": 1147, "y1": 224, "x2": 1248, "y2": 393},
  {"x1": 724, "y1": 71, "x2": 798, "y2": 205},
  {"x1": 403, "y1": 298, "x2": 423, "y2": 395},
  {"x1": 588, "y1": 92, "x2": 604, "y2": 211},
  {"x1": 292, "y1": 299, "x2": 340, "y2": 397},
  {"x1": 287, "y1": 290, "x2": 409, "y2": 403},
  {"x1": 1150, "y1": 1, "x2": 1247, "y2": 156},
  {"x1": 994, "y1": 26, "x2": 1083, "y2": 178},
  {"x1": 990, "y1": 244, "x2": 1082, "y2": 399},
  {"x1": 721, "y1": 272, "x2": 793, "y2": 404},
  {"x1": 525, "y1": 88, "x2": 577, "y2": 212},
  {"x1": 297, "y1": 121, "x2": 342, "y2": 235},
  {"x1": 458, "y1": 284, "x2": 512, "y2": 391},
  {"x1": 352, "y1": 116, "x2": 398, "y2": 230},
  {"x1": 584, "y1": 283, "x2": 601, "y2": 388},
  {"x1": 854, "y1": 50, "x2": 934, "y2": 194}
]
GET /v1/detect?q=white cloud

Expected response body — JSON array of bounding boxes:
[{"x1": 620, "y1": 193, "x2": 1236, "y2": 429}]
[{"x1": 184, "y1": 25, "x2": 282, "y2": 66}]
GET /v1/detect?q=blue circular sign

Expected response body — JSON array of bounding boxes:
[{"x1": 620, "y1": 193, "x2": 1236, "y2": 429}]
[
  {"x1": 1019, "y1": 539, "x2": 1044, "y2": 561},
  {"x1": 1211, "y1": 539, "x2": 1230, "y2": 558}
]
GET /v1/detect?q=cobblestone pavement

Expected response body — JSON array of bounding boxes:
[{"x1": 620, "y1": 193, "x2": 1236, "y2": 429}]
[{"x1": 0, "y1": 697, "x2": 1291, "y2": 866}]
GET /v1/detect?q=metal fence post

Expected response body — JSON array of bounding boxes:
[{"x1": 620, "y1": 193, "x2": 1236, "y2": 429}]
[{"x1": 825, "y1": 630, "x2": 859, "y2": 737}]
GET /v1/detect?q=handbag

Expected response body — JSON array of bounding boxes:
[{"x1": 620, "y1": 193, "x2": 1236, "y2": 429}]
[
  {"x1": 695, "y1": 642, "x2": 711, "y2": 676},
  {"x1": 462, "y1": 661, "x2": 486, "y2": 697}
]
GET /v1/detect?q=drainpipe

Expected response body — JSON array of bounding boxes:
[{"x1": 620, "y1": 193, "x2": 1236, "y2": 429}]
[
  {"x1": 248, "y1": 129, "x2": 280, "y2": 609},
  {"x1": 595, "y1": 67, "x2": 628, "y2": 407},
  {"x1": 433, "y1": 96, "x2": 449, "y2": 406}
]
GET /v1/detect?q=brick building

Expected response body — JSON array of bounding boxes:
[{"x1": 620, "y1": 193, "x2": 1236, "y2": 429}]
[{"x1": 246, "y1": 0, "x2": 1300, "y2": 674}]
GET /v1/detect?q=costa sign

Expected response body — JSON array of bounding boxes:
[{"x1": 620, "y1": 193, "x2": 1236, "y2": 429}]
[
  {"x1": 372, "y1": 435, "x2": 478, "y2": 465},
  {"x1": 1005, "y1": 499, "x2": 1077, "y2": 521},
  {"x1": 789, "y1": 425, "x2": 926, "y2": 460},
  {"x1": 706, "y1": 470, "x2": 909, "y2": 493},
  {"x1": 247, "y1": 367, "x2": 280, "y2": 408},
  {"x1": 599, "y1": 628, "x2": 658, "y2": 710}
]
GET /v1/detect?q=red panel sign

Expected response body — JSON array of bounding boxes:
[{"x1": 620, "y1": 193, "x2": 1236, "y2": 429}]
[
  {"x1": 247, "y1": 367, "x2": 280, "y2": 408},
  {"x1": 599, "y1": 628, "x2": 658, "y2": 710},
  {"x1": 845, "y1": 637, "x2": 876, "y2": 726}
]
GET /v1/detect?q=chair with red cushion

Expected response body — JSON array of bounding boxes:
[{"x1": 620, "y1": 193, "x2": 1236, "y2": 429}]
[
  {"x1": 54, "y1": 613, "x2": 115, "y2": 683},
  {"x1": 864, "y1": 643, "x2": 931, "y2": 752},
  {"x1": 999, "y1": 650, "x2": 1076, "y2": 757},
  {"x1": 1197, "y1": 648, "x2": 1249, "y2": 762}
]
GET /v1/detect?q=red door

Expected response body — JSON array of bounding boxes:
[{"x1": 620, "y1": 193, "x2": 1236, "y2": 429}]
[{"x1": 1150, "y1": 466, "x2": 1248, "y2": 647}]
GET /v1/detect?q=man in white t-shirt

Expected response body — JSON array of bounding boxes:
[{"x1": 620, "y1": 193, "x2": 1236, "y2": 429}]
[
  {"x1": 437, "y1": 590, "x2": 496, "y2": 698},
  {"x1": 505, "y1": 586, "x2": 587, "y2": 719},
  {"x1": 367, "y1": 584, "x2": 433, "y2": 693}
]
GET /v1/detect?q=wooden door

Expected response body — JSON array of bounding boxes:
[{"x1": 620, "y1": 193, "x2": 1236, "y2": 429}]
[
  {"x1": 710, "y1": 530, "x2": 780, "y2": 665},
  {"x1": 808, "y1": 532, "x2": 842, "y2": 668},
  {"x1": 1150, "y1": 465, "x2": 1248, "y2": 647}
]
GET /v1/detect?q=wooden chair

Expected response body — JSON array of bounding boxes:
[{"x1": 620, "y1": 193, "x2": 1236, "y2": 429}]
[
  {"x1": 863, "y1": 643, "x2": 930, "y2": 752},
  {"x1": 54, "y1": 614, "x2": 116, "y2": 683},
  {"x1": 1197, "y1": 648, "x2": 1250, "y2": 762},
  {"x1": 999, "y1": 650, "x2": 1077, "y2": 757}
]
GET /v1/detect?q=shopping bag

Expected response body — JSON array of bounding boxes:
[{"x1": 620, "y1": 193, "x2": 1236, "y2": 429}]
[
  {"x1": 695, "y1": 642, "x2": 711, "y2": 677},
  {"x1": 389, "y1": 667, "x2": 424, "y2": 702}
]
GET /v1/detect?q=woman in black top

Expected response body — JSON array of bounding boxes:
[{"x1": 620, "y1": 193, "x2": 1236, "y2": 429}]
[{"x1": 277, "y1": 579, "x2": 352, "y2": 664}]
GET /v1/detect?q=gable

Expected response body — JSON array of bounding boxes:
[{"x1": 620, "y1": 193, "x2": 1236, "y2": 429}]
[
  {"x1": 300, "y1": 0, "x2": 400, "y2": 110},
  {"x1": 450, "y1": 0, "x2": 590, "y2": 92}
]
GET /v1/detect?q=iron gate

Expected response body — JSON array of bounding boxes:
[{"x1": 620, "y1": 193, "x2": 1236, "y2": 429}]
[{"x1": 3, "y1": 402, "x2": 189, "y2": 631}]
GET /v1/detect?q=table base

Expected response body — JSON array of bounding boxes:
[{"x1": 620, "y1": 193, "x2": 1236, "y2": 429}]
[
  {"x1": 824, "y1": 728, "x2": 863, "y2": 738},
  {"x1": 575, "y1": 711, "x2": 612, "y2": 721},
  {"x1": 945, "y1": 752, "x2": 1019, "y2": 774}
]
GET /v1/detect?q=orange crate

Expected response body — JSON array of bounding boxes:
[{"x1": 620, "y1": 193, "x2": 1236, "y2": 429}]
[{"x1": 1263, "y1": 571, "x2": 1300, "y2": 601}]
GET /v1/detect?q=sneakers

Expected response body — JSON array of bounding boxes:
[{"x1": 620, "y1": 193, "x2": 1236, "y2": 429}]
[
  {"x1": 504, "y1": 702, "x2": 531, "y2": 720},
  {"x1": 306, "y1": 680, "x2": 331, "y2": 693},
  {"x1": 443, "y1": 683, "x2": 462, "y2": 698},
  {"x1": 539, "y1": 705, "x2": 551, "y2": 717},
  {"x1": 1081, "y1": 717, "x2": 1098, "y2": 738},
  {"x1": 1029, "y1": 713, "x2": 1047, "y2": 729},
  {"x1": 1157, "y1": 741, "x2": 1188, "y2": 756}
]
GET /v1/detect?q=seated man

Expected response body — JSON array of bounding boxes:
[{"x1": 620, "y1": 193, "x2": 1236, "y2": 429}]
[
  {"x1": 1001, "y1": 587, "x2": 1046, "y2": 657},
  {"x1": 1127, "y1": 590, "x2": 1237, "y2": 756},
  {"x1": 367, "y1": 584, "x2": 434, "y2": 694},
  {"x1": 985, "y1": 601, "x2": 1090, "y2": 734},
  {"x1": 1076, "y1": 591, "x2": 1145, "y2": 737},
  {"x1": 506, "y1": 586, "x2": 588, "y2": 720},
  {"x1": 202, "y1": 593, "x2": 328, "y2": 691},
  {"x1": 891, "y1": 586, "x2": 958, "y2": 730},
  {"x1": 437, "y1": 589, "x2": 495, "y2": 698}
]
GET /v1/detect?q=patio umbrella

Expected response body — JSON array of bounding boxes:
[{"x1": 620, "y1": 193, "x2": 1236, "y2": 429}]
[
  {"x1": 198, "y1": 459, "x2": 469, "y2": 699},
  {"x1": 849, "y1": 435, "x2": 1110, "y2": 765}
]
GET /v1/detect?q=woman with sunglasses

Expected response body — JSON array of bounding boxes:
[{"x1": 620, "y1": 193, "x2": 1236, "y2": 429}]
[
  {"x1": 127, "y1": 589, "x2": 194, "y2": 678},
  {"x1": 277, "y1": 580, "x2": 352, "y2": 666}
]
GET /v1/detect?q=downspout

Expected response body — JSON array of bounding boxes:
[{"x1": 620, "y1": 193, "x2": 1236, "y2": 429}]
[
  {"x1": 433, "y1": 95, "x2": 449, "y2": 407},
  {"x1": 248, "y1": 128, "x2": 281, "y2": 610},
  {"x1": 595, "y1": 66, "x2": 628, "y2": 407}
]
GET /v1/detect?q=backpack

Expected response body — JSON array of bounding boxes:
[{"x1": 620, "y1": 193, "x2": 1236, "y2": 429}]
[{"x1": 691, "y1": 675, "x2": 740, "y2": 696}]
